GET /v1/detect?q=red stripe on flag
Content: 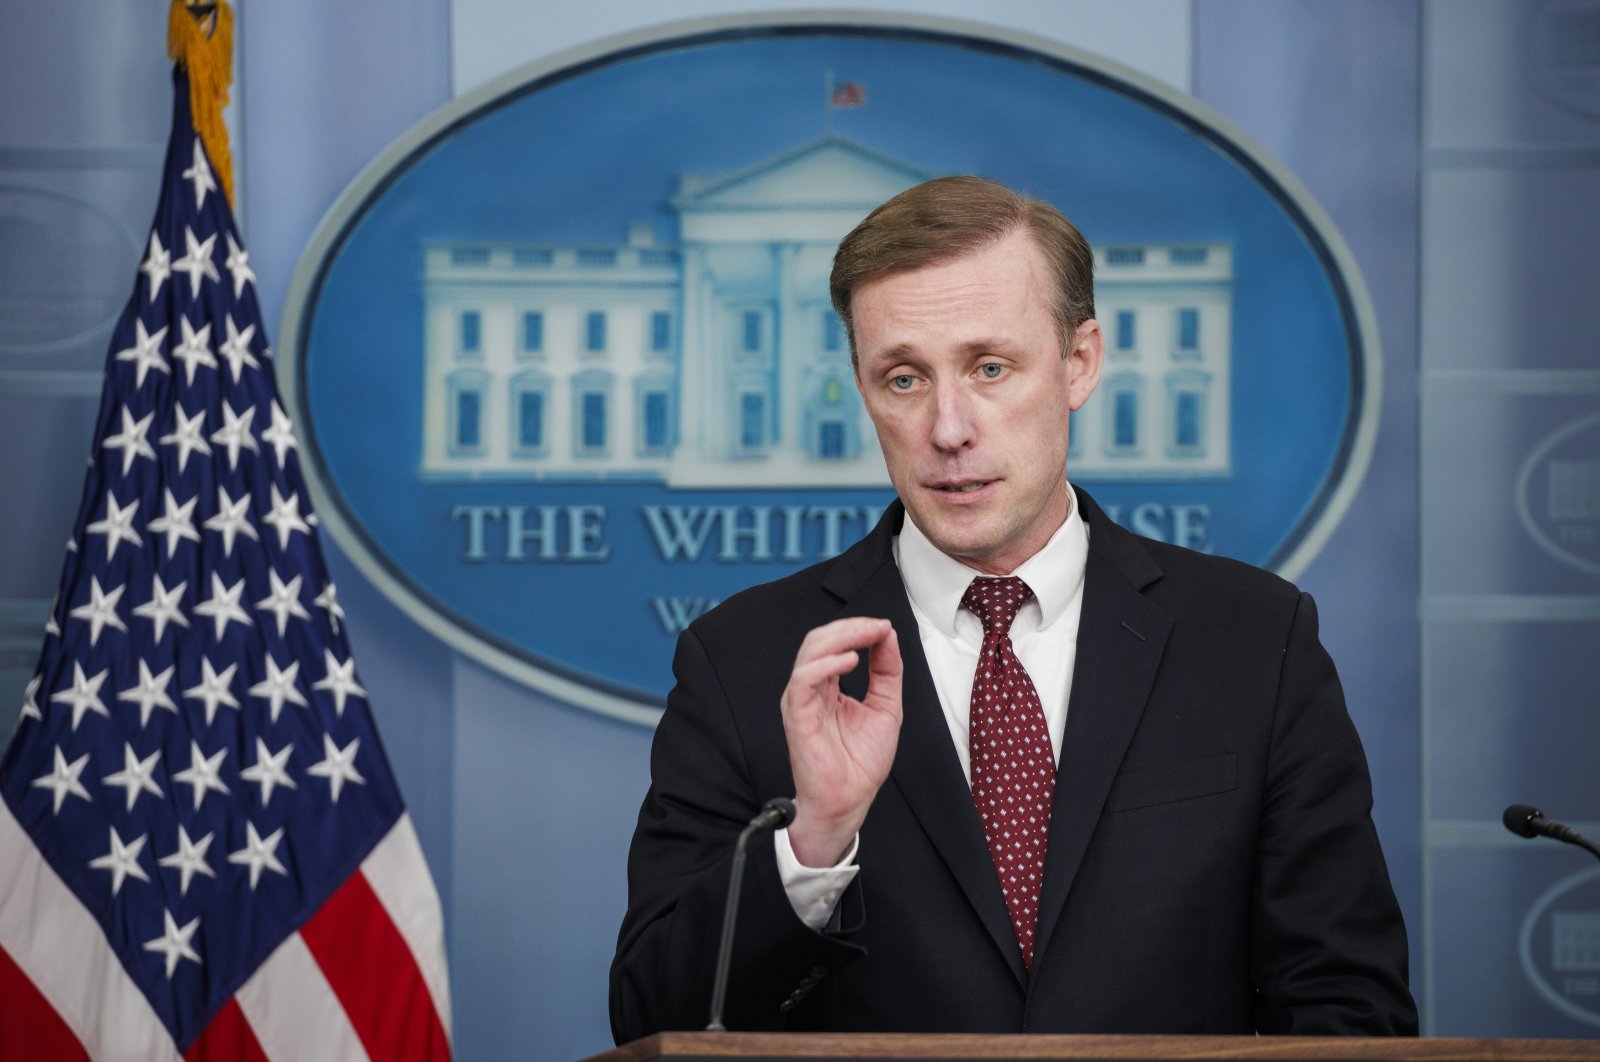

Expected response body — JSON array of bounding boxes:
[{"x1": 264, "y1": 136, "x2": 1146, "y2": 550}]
[
  {"x1": 0, "y1": 943, "x2": 90, "y2": 1062},
  {"x1": 300, "y1": 870, "x2": 450, "y2": 1060},
  {"x1": 184, "y1": 997, "x2": 268, "y2": 1062}
]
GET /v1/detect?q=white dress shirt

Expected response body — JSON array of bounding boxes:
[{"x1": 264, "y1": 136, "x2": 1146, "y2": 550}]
[{"x1": 776, "y1": 494, "x2": 1091, "y2": 929}]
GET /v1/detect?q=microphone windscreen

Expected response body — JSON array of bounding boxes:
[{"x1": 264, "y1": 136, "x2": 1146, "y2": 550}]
[
  {"x1": 1503, "y1": 804, "x2": 1542, "y2": 838},
  {"x1": 763, "y1": 796, "x2": 797, "y2": 829}
]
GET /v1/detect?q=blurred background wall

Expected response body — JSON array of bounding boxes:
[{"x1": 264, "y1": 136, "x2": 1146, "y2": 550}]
[{"x1": 1, "y1": 2, "x2": 1596, "y2": 1057}]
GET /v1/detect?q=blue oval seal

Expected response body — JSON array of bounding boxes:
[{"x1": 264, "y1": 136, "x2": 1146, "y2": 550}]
[
  {"x1": 1520, "y1": 865, "x2": 1600, "y2": 1031},
  {"x1": 278, "y1": 13, "x2": 1380, "y2": 724}
]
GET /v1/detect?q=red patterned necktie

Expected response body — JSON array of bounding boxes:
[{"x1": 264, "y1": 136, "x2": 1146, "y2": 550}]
[{"x1": 962, "y1": 575, "x2": 1056, "y2": 971}]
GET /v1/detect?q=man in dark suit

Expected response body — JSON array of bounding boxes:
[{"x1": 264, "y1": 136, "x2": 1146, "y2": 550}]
[{"x1": 610, "y1": 176, "x2": 1416, "y2": 1039}]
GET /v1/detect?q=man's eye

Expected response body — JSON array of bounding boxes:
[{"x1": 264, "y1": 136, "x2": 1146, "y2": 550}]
[
  {"x1": 978, "y1": 363, "x2": 1006, "y2": 379},
  {"x1": 890, "y1": 375, "x2": 917, "y2": 391}
]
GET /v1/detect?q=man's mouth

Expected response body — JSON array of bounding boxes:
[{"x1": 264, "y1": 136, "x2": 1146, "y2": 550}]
[{"x1": 931, "y1": 480, "x2": 992, "y2": 493}]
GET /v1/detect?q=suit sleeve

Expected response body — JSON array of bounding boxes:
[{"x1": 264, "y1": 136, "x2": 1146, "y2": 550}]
[
  {"x1": 609, "y1": 627, "x2": 866, "y2": 1043},
  {"x1": 1249, "y1": 591, "x2": 1418, "y2": 1035}
]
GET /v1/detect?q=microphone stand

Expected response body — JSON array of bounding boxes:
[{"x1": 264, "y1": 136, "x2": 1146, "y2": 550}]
[{"x1": 706, "y1": 797, "x2": 796, "y2": 1032}]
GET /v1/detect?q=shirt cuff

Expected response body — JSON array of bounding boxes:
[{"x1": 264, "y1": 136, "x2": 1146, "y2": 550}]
[{"x1": 774, "y1": 827, "x2": 861, "y2": 931}]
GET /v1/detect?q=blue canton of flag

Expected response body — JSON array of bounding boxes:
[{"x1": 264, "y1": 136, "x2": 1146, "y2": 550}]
[{"x1": 0, "y1": 68, "x2": 450, "y2": 1060}]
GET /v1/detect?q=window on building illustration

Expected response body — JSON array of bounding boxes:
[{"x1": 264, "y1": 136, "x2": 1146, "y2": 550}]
[
  {"x1": 577, "y1": 248, "x2": 617, "y2": 266},
  {"x1": 823, "y1": 310, "x2": 844, "y2": 353},
  {"x1": 455, "y1": 390, "x2": 482, "y2": 450},
  {"x1": 1113, "y1": 391, "x2": 1139, "y2": 451},
  {"x1": 581, "y1": 392, "x2": 607, "y2": 451},
  {"x1": 518, "y1": 391, "x2": 544, "y2": 450},
  {"x1": 451, "y1": 247, "x2": 490, "y2": 266},
  {"x1": 460, "y1": 311, "x2": 481, "y2": 353},
  {"x1": 513, "y1": 248, "x2": 553, "y2": 266},
  {"x1": 586, "y1": 312, "x2": 607, "y2": 353},
  {"x1": 1175, "y1": 392, "x2": 1201, "y2": 450},
  {"x1": 641, "y1": 390, "x2": 671, "y2": 452},
  {"x1": 1171, "y1": 246, "x2": 1208, "y2": 266},
  {"x1": 650, "y1": 311, "x2": 672, "y2": 353},
  {"x1": 818, "y1": 421, "x2": 846, "y2": 459},
  {"x1": 1177, "y1": 308, "x2": 1200, "y2": 353},
  {"x1": 522, "y1": 312, "x2": 543, "y2": 354},
  {"x1": 742, "y1": 310, "x2": 762, "y2": 353},
  {"x1": 740, "y1": 392, "x2": 765, "y2": 449},
  {"x1": 1106, "y1": 247, "x2": 1144, "y2": 266},
  {"x1": 1116, "y1": 310, "x2": 1136, "y2": 352}
]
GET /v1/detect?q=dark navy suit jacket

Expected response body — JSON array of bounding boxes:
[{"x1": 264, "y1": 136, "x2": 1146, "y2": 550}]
[{"x1": 610, "y1": 490, "x2": 1416, "y2": 1040}]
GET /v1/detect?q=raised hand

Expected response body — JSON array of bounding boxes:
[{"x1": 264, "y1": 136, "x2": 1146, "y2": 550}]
[{"x1": 780, "y1": 617, "x2": 904, "y2": 867}]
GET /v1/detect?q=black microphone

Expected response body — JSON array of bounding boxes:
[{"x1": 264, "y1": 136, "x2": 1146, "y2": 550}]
[
  {"x1": 706, "y1": 797, "x2": 797, "y2": 1032},
  {"x1": 1503, "y1": 804, "x2": 1600, "y2": 861}
]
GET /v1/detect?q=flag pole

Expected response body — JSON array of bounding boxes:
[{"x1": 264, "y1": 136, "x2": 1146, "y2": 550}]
[{"x1": 824, "y1": 69, "x2": 835, "y2": 136}]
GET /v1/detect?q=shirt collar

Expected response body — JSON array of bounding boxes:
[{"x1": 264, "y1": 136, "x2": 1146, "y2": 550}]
[{"x1": 895, "y1": 490, "x2": 1089, "y2": 637}]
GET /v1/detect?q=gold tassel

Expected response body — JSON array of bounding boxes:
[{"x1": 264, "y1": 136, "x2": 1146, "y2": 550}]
[{"x1": 167, "y1": 1, "x2": 236, "y2": 208}]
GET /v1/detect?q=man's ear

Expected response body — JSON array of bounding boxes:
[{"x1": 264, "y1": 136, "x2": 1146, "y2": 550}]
[{"x1": 1066, "y1": 318, "x2": 1104, "y2": 412}]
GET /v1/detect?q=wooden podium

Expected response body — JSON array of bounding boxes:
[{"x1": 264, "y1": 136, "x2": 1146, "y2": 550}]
[{"x1": 582, "y1": 1032, "x2": 1600, "y2": 1062}]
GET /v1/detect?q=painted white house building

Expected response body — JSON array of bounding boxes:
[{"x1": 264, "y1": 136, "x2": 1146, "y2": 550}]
[{"x1": 420, "y1": 135, "x2": 1232, "y2": 485}]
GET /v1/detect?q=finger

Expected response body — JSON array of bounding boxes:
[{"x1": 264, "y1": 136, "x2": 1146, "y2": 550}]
[
  {"x1": 795, "y1": 616, "x2": 894, "y2": 664},
  {"x1": 787, "y1": 650, "x2": 866, "y2": 695},
  {"x1": 866, "y1": 623, "x2": 902, "y2": 683}
]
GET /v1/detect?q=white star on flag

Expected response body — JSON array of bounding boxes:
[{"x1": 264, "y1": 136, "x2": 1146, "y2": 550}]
[
  {"x1": 255, "y1": 569, "x2": 311, "y2": 636},
  {"x1": 315, "y1": 582, "x2": 345, "y2": 635},
  {"x1": 203, "y1": 487, "x2": 259, "y2": 556},
  {"x1": 157, "y1": 826, "x2": 217, "y2": 897},
  {"x1": 313, "y1": 649, "x2": 366, "y2": 717},
  {"x1": 86, "y1": 492, "x2": 143, "y2": 561},
  {"x1": 239, "y1": 738, "x2": 298, "y2": 806},
  {"x1": 20, "y1": 673, "x2": 43, "y2": 722},
  {"x1": 139, "y1": 231, "x2": 171, "y2": 302},
  {"x1": 102, "y1": 743, "x2": 166, "y2": 811},
  {"x1": 262, "y1": 485, "x2": 312, "y2": 550},
  {"x1": 113, "y1": 318, "x2": 170, "y2": 387},
  {"x1": 170, "y1": 314, "x2": 217, "y2": 385},
  {"x1": 132, "y1": 574, "x2": 190, "y2": 643},
  {"x1": 171, "y1": 741, "x2": 230, "y2": 811},
  {"x1": 69, "y1": 576, "x2": 128, "y2": 647},
  {"x1": 227, "y1": 822, "x2": 288, "y2": 889},
  {"x1": 147, "y1": 489, "x2": 202, "y2": 556},
  {"x1": 51, "y1": 662, "x2": 112, "y2": 731},
  {"x1": 88, "y1": 827, "x2": 152, "y2": 897},
  {"x1": 224, "y1": 232, "x2": 254, "y2": 298},
  {"x1": 159, "y1": 407, "x2": 211, "y2": 473},
  {"x1": 172, "y1": 226, "x2": 220, "y2": 295},
  {"x1": 217, "y1": 315, "x2": 260, "y2": 381},
  {"x1": 193, "y1": 572, "x2": 252, "y2": 639},
  {"x1": 101, "y1": 407, "x2": 157, "y2": 475},
  {"x1": 117, "y1": 661, "x2": 180, "y2": 729},
  {"x1": 261, "y1": 400, "x2": 298, "y2": 466},
  {"x1": 30, "y1": 746, "x2": 92, "y2": 814},
  {"x1": 307, "y1": 733, "x2": 365, "y2": 803},
  {"x1": 143, "y1": 910, "x2": 202, "y2": 979},
  {"x1": 181, "y1": 658, "x2": 241, "y2": 726},
  {"x1": 249, "y1": 656, "x2": 309, "y2": 723},
  {"x1": 182, "y1": 139, "x2": 216, "y2": 209}
]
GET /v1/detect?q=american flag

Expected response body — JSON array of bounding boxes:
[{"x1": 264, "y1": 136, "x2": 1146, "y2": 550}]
[
  {"x1": 829, "y1": 81, "x2": 866, "y2": 108},
  {"x1": 0, "y1": 67, "x2": 451, "y2": 1060}
]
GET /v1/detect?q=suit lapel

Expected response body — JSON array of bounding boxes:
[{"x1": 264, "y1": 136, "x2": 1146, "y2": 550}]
[
  {"x1": 825, "y1": 504, "x2": 1027, "y2": 986},
  {"x1": 1031, "y1": 494, "x2": 1173, "y2": 969}
]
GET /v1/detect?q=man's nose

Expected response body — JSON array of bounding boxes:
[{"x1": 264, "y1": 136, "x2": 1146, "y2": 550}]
[{"x1": 928, "y1": 383, "x2": 976, "y2": 452}]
